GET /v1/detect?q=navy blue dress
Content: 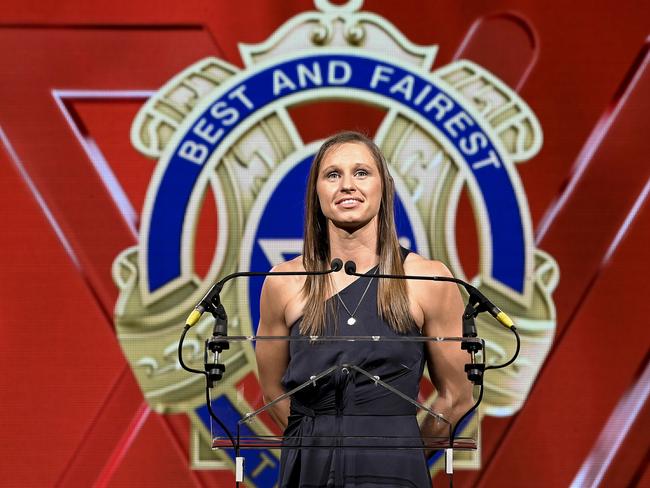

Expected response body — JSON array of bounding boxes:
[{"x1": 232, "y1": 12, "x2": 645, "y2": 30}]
[{"x1": 278, "y1": 254, "x2": 431, "y2": 487}]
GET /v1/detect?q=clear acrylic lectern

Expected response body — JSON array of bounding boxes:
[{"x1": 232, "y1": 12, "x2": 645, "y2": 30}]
[{"x1": 205, "y1": 335, "x2": 482, "y2": 477}]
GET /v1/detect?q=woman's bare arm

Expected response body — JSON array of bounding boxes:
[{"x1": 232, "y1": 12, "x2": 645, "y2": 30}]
[
  {"x1": 407, "y1": 257, "x2": 474, "y2": 451},
  {"x1": 255, "y1": 270, "x2": 292, "y2": 431}
]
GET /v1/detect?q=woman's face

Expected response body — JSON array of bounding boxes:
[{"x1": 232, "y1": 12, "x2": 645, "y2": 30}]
[{"x1": 315, "y1": 142, "x2": 383, "y2": 231}]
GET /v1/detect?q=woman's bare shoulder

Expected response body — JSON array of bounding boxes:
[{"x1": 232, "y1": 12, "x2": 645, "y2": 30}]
[
  {"x1": 403, "y1": 252, "x2": 453, "y2": 278},
  {"x1": 272, "y1": 255, "x2": 305, "y2": 273},
  {"x1": 264, "y1": 255, "x2": 305, "y2": 296},
  {"x1": 260, "y1": 256, "x2": 305, "y2": 327}
]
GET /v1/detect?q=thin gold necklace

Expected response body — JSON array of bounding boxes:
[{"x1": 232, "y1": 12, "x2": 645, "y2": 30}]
[{"x1": 333, "y1": 267, "x2": 378, "y2": 325}]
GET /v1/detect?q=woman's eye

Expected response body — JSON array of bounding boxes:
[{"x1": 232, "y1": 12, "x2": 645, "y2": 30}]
[
  {"x1": 355, "y1": 169, "x2": 368, "y2": 177},
  {"x1": 326, "y1": 172, "x2": 339, "y2": 180}
]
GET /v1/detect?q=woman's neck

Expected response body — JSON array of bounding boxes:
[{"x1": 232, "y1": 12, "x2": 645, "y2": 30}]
[{"x1": 327, "y1": 219, "x2": 379, "y2": 273}]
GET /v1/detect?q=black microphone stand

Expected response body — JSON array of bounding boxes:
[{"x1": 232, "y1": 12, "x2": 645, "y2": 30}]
[
  {"x1": 205, "y1": 303, "x2": 228, "y2": 388},
  {"x1": 343, "y1": 261, "x2": 520, "y2": 485},
  {"x1": 461, "y1": 297, "x2": 486, "y2": 385},
  {"x1": 178, "y1": 259, "x2": 344, "y2": 485}
]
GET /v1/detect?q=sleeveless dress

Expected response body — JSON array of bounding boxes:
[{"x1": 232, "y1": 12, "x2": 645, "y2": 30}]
[{"x1": 278, "y1": 251, "x2": 431, "y2": 488}]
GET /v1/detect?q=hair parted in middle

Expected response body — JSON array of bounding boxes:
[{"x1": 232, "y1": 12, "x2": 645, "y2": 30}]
[{"x1": 301, "y1": 130, "x2": 415, "y2": 335}]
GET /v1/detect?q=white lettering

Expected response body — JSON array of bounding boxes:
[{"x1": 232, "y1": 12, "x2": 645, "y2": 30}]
[
  {"x1": 413, "y1": 84, "x2": 432, "y2": 106},
  {"x1": 472, "y1": 150, "x2": 501, "y2": 170},
  {"x1": 193, "y1": 118, "x2": 224, "y2": 144},
  {"x1": 273, "y1": 69, "x2": 297, "y2": 96},
  {"x1": 228, "y1": 85, "x2": 254, "y2": 110},
  {"x1": 370, "y1": 65, "x2": 394, "y2": 89},
  {"x1": 297, "y1": 62, "x2": 323, "y2": 88},
  {"x1": 444, "y1": 112, "x2": 474, "y2": 138},
  {"x1": 459, "y1": 132, "x2": 488, "y2": 156},
  {"x1": 179, "y1": 140, "x2": 209, "y2": 165},
  {"x1": 389, "y1": 75, "x2": 415, "y2": 101},
  {"x1": 328, "y1": 60, "x2": 351, "y2": 85},
  {"x1": 424, "y1": 93, "x2": 455, "y2": 120},
  {"x1": 209, "y1": 101, "x2": 238, "y2": 126}
]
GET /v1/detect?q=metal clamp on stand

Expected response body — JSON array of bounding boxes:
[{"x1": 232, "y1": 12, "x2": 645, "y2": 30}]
[
  {"x1": 461, "y1": 299, "x2": 485, "y2": 385},
  {"x1": 205, "y1": 303, "x2": 229, "y2": 388}
]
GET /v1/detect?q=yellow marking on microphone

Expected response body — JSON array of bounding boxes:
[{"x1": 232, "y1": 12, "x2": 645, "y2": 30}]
[
  {"x1": 186, "y1": 309, "x2": 202, "y2": 327},
  {"x1": 496, "y1": 311, "x2": 514, "y2": 328}
]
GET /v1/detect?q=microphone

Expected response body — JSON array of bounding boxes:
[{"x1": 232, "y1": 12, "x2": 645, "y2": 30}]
[
  {"x1": 331, "y1": 258, "x2": 344, "y2": 272},
  {"x1": 185, "y1": 258, "x2": 344, "y2": 327},
  {"x1": 343, "y1": 260, "x2": 514, "y2": 329}
]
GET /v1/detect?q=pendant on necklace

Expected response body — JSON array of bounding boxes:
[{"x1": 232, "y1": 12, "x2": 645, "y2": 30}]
[{"x1": 347, "y1": 317, "x2": 356, "y2": 326}]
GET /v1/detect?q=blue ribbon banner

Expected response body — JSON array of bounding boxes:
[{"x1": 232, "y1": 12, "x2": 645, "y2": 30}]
[{"x1": 146, "y1": 53, "x2": 525, "y2": 295}]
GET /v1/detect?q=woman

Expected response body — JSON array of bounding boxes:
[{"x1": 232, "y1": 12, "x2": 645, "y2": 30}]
[{"x1": 256, "y1": 131, "x2": 473, "y2": 487}]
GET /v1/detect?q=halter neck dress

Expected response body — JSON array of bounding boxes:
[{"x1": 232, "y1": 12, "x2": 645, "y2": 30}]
[{"x1": 278, "y1": 250, "x2": 431, "y2": 487}]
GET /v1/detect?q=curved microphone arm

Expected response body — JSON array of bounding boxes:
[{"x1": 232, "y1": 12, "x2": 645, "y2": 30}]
[
  {"x1": 185, "y1": 258, "x2": 344, "y2": 327},
  {"x1": 343, "y1": 261, "x2": 514, "y2": 330}
]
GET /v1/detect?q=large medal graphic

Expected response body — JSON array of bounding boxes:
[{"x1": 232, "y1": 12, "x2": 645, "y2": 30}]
[{"x1": 113, "y1": 0, "x2": 558, "y2": 483}]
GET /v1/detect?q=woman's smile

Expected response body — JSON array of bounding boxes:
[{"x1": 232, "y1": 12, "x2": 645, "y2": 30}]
[{"x1": 336, "y1": 197, "x2": 364, "y2": 208}]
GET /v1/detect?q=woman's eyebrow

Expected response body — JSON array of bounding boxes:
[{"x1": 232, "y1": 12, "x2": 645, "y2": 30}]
[
  {"x1": 320, "y1": 162, "x2": 372, "y2": 173},
  {"x1": 320, "y1": 164, "x2": 339, "y2": 173}
]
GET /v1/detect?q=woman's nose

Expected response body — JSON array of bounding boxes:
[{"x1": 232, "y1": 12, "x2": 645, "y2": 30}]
[{"x1": 340, "y1": 173, "x2": 355, "y2": 191}]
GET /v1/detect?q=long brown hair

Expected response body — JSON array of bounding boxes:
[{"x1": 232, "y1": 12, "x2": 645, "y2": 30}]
[{"x1": 301, "y1": 131, "x2": 414, "y2": 335}]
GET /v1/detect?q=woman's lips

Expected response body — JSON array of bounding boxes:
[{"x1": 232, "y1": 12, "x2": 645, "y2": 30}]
[{"x1": 336, "y1": 198, "x2": 362, "y2": 209}]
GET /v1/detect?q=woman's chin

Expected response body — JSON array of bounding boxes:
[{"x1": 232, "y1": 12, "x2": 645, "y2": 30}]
[{"x1": 330, "y1": 217, "x2": 375, "y2": 234}]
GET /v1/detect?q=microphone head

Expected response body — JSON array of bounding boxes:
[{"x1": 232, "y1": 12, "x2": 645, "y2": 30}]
[
  {"x1": 344, "y1": 260, "x2": 357, "y2": 274},
  {"x1": 330, "y1": 258, "x2": 343, "y2": 272}
]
